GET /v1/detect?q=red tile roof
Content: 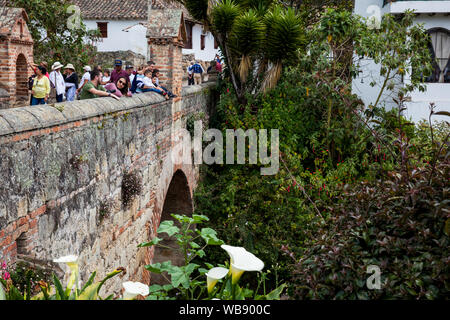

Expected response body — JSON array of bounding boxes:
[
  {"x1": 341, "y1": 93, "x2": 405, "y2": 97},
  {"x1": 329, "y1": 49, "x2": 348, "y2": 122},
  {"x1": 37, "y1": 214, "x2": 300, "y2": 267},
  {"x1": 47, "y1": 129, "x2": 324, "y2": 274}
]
[
  {"x1": 70, "y1": 0, "x2": 196, "y2": 21},
  {"x1": 72, "y1": 0, "x2": 148, "y2": 20}
]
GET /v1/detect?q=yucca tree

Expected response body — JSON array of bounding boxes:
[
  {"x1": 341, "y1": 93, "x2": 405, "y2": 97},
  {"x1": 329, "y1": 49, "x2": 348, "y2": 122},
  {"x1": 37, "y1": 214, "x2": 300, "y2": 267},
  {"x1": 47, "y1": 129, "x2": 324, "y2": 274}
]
[{"x1": 175, "y1": 0, "x2": 306, "y2": 103}]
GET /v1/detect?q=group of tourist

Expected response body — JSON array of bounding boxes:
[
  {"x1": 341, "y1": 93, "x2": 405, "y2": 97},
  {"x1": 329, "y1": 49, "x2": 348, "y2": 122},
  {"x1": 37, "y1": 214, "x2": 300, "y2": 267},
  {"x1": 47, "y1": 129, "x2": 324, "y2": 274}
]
[
  {"x1": 28, "y1": 59, "x2": 178, "y2": 105},
  {"x1": 186, "y1": 54, "x2": 222, "y2": 86}
]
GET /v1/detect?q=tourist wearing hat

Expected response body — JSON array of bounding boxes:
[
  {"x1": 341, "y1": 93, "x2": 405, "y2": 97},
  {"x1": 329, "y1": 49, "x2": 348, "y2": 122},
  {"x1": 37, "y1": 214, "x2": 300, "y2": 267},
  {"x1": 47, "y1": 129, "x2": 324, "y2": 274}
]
[
  {"x1": 49, "y1": 62, "x2": 66, "y2": 103},
  {"x1": 77, "y1": 65, "x2": 91, "y2": 96},
  {"x1": 126, "y1": 65, "x2": 135, "y2": 87},
  {"x1": 64, "y1": 64, "x2": 78, "y2": 102},
  {"x1": 110, "y1": 59, "x2": 130, "y2": 85}
]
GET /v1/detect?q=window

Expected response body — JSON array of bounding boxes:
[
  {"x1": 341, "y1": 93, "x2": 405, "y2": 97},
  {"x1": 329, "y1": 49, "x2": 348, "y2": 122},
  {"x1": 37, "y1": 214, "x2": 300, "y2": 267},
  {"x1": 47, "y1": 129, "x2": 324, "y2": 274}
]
[
  {"x1": 18, "y1": 20, "x2": 23, "y2": 38},
  {"x1": 185, "y1": 22, "x2": 193, "y2": 49},
  {"x1": 97, "y1": 22, "x2": 108, "y2": 38},
  {"x1": 425, "y1": 28, "x2": 450, "y2": 83},
  {"x1": 200, "y1": 34, "x2": 205, "y2": 50}
]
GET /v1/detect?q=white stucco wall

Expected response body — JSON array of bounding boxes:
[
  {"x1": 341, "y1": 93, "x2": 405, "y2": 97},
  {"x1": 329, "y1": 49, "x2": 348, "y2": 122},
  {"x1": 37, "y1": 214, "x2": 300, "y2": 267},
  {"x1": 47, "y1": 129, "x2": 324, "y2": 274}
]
[
  {"x1": 182, "y1": 23, "x2": 220, "y2": 61},
  {"x1": 352, "y1": 0, "x2": 450, "y2": 123},
  {"x1": 84, "y1": 20, "x2": 219, "y2": 62},
  {"x1": 84, "y1": 20, "x2": 148, "y2": 57}
]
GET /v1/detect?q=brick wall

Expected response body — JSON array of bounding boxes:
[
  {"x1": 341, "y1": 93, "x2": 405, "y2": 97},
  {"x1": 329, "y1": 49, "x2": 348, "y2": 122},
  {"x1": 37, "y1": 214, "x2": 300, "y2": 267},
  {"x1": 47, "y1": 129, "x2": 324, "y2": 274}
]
[
  {"x1": 0, "y1": 12, "x2": 34, "y2": 109},
  {"x1": 148, "y1": 36, "x2": 184, "y2": 97},
  {"x1": 0, "y1": 83, "x2": 216, "y2": 295}
]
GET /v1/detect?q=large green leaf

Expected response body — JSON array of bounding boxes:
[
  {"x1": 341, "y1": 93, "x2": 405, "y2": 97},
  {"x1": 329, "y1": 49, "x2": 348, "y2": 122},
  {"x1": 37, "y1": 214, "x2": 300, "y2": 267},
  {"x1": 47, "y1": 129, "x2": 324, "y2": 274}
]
[
  {"x1": 157, "y1": 221, "x2": 180, "y2": 237},
  {"x1": 53, "y1": 274, "x2": 67, "y2": 300},
  {"x1": 76, "y1": 283, "x2": 100, "y2": 300},
  {"x1": 138, "y1": 237, "x2": 162, "y2": 247},
  {"x1": 145, "y1": 261, "x2": 175, "y2": 274},
  {"x1": 168, "y1": 264, "x2": 199, "y2": 289},
  {"x1": 192, "y1": 214, "x2": 210, "y2": 223},
  {"x1": 79, "y1": 271, "x2": 97, "y2": 295},
  {"x1": 199, "y1": 228, "x2": 224, "y2": 245},
  {"x1": 264, "y1": 283, "x2": 286, "y2": 300}
]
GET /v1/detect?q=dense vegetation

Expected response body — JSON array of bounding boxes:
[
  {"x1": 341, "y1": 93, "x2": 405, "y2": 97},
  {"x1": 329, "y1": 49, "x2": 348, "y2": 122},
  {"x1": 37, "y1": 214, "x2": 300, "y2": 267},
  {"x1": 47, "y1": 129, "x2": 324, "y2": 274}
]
[{"x1": 192, "y1": 5, "x2": 449, "y2": 299}]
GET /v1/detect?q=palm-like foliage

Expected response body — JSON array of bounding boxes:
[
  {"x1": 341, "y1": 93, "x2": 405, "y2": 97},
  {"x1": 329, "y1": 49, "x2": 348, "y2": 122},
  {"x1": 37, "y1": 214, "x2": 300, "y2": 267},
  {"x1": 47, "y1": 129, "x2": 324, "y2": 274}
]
[{"x1": 176, "y1": 0, "x2": 306, "y2": 102}]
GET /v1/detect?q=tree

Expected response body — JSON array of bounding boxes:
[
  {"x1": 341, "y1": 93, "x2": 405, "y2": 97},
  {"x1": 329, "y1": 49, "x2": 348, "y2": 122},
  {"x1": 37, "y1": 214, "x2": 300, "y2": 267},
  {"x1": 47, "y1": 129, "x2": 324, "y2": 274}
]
[
  {"x1": 3, "y1": 0, "x2": 99, "y2": 71},
  {"x1": 175, "y1": 0, "x2": 307, "y2": 104}
]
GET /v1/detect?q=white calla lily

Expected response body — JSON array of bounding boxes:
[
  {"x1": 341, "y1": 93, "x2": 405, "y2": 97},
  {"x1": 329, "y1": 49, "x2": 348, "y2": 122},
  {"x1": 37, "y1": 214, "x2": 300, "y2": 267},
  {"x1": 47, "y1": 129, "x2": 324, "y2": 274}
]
[
  {"x1": 53, "y1": 255, "x2": 79, "y2": 293},
  {"x1": 221, "y1": 245, "x2": 264, "y2": 284},
  {"x1": 205, "y1": 267, "x2": 229, "y2": 293},
  {"x1": 53, "y1": 255, "x2": 79, "y2": 271},
  {"x1": 122, "y1": 281, "x2": 149, "y2": 300}
]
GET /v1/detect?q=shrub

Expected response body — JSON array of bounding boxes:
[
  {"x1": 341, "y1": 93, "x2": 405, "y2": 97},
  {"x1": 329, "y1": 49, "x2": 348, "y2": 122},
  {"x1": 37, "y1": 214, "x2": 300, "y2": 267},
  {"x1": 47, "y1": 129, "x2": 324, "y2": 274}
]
[{"x1": 285, "y1": 149, "x2": 449, "y2": 299}]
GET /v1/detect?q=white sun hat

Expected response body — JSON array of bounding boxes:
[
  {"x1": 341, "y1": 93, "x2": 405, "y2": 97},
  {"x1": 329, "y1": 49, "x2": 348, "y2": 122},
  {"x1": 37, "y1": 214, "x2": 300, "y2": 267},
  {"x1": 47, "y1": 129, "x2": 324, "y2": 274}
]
[{"x1": 52, "y1": 61, "x2": 64, "y2": 70}]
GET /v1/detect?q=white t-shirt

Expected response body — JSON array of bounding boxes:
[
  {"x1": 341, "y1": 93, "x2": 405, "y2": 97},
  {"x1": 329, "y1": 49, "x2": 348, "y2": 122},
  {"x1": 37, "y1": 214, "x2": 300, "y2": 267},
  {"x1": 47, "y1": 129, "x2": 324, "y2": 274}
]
[
  {"x1": 142, "y1": 76, "x2": 155, "y2": 88},
  {"x1": 129, "y1": 74, "x2": 135, "y2": 85},
  {"x1": 102, "y1": 76, "x2": 110, "y2": 83},
  {"x1": 79, "y1": 71, "x2": 91, "y2": 88},
  {"x1": 49, "y1": 70, "x2": 66, "y2": 96}
]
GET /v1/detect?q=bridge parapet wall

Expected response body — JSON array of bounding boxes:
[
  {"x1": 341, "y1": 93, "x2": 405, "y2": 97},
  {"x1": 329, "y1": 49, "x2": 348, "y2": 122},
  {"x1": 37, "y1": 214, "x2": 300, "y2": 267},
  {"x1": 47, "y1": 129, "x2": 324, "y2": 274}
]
[{"x1": 0, "y1": 82, "x2": 215, "y2": 294}]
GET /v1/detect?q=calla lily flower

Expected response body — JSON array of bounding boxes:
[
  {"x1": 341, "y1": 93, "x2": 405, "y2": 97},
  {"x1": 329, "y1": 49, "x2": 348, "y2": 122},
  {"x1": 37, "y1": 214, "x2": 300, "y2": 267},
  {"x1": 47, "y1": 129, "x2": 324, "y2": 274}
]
[
  {"x1": 206, "y1": 267, "x2": 229, "y2": 293},
  {"x1": 53, "y1": 255, "x2": 79, "y2": 272},
  {"x1": 122, "y1": 281, "x2": 149, "y2": 300},
  {"x1": 221, "y1": 245, "x2": 264, "y2": 284},
  {"x1": 53, "y1": 255, "x2": 79, "y2": 292}
]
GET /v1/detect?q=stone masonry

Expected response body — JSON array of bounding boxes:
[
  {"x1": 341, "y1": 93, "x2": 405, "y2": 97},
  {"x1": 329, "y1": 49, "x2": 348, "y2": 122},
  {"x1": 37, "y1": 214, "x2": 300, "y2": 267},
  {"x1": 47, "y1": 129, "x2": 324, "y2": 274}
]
[
  {"x1": 0, "y1": 6, "x2": 217, "y2": 296},
  {"x1": 0, "y1": 82, "x2": 215, "y2": 295}
]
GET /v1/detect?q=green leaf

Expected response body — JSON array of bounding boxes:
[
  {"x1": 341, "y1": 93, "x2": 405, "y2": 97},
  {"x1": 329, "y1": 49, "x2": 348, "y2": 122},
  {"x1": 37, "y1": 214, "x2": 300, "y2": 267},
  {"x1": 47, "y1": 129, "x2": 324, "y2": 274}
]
[
  {"x1": 97, "y1": 268, "x2": 125, "y2": 295},
  {"x1": 148, "y1": 284, "x2": 163, "y2": 293},
  {"x1": 197, "y1": 249, "x2": 206, "y2": 258},
  {"x1": 145, "y1": 261, "x2": 175, "y2": 274},
  {"x1": 190, "y1": 241, "x2": 201, "y2": 249},
  {"x1": 169, "y1": 268, "x2": 190, "y2": 289},
  {"x1": 198, "y1": 268, "x2": 208, "y2": 275},
  {"x1": 138, "y1": 237, "x2": 162, "y2": 247},
  {"x1": 168, "y1": 264, "x2": 199, "y2": 289},
  {"x1": 172, "y1": 214, "x2": 194, "y2": 224},
  {"x1": 200, "y1": 228, "x2": 224, "y2": 245},
  {"x1": 53, "y1": 274, "x2": 66, "y2": 300},
  {"x1": 79, "y1": 271, "x2": 97, "y2": 295},
  {"x1": 76, "y1": 282, "x2": 100, "y2": 300},
  {"x1": 163, "y1": 284, "x2": 174, "y2": 291},
  {"x1": 264, "y1": 283, "x2": 286, "y2": 300},
  {"x1": 192, "y1": 214, "x2": 209, "y2": 223},
  {"x1": 157, "y1": 221, "x2": 180, "y2": 237}
]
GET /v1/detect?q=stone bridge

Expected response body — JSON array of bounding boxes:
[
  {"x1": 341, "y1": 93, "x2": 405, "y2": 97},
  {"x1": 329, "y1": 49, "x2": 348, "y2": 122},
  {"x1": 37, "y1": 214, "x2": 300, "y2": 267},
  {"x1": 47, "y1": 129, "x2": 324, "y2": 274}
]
[
  {"x1": 0, "y1": 80, "x2": 216, "y2": 295},
  {"x1": 0, "y1": 7, "x2": 219, "y2": 295}
]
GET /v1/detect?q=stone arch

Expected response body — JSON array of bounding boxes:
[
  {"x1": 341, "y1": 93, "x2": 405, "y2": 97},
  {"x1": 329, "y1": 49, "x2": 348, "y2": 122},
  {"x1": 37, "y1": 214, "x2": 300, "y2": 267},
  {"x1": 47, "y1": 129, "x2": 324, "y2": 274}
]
[
  {"x1": 151, "y1": 169, "x2": 194, "y2": 285},
  {"x1": 15, "y1": 53, "x2": 29, "y2": 104}
]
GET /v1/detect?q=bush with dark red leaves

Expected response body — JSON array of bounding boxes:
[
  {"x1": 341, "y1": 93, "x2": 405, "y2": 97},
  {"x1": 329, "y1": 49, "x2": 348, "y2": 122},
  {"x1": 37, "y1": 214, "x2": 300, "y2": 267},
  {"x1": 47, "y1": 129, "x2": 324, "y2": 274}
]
[{"x1": 285, "y1": 150, "x2": 449, "y2": 299}]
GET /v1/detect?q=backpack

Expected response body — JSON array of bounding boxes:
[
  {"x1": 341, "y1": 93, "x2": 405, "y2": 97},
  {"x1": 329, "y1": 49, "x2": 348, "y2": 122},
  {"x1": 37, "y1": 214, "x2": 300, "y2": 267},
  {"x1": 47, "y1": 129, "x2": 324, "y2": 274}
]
[
  {"x1": 130, "y1": 74, "x2": 144, "y2": 93},
  {"x1": 28, "y1": 75, "x2": 36, "y2": 90}
]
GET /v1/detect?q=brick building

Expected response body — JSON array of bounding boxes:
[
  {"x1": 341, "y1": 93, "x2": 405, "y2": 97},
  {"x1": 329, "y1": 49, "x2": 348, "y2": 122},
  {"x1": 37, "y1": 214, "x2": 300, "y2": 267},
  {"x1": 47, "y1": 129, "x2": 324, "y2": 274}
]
[
  {"x1": 0, "y1": 7, "x2": 34, "y2": 109},
  {"x1": 147, "y1": 9, "x2": 187, "y2": 97}
]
